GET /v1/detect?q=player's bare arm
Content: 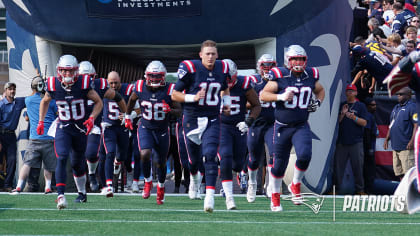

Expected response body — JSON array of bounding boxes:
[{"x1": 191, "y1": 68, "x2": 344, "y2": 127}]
[
  {"x1": 245, "y1": 88, "x2": 261, "y2": 119},
  {"x1": 171, "y1": 88, "x2": 205, "y2": 103},
  {"x1": 260, "y1": 81, "x2": 293, "y2": 102},
  {"x1": 87, "y1": 89, "x2": 103, "y2": 120},
  {"x1": 313, "y1": 81, "x2": 325, "y2": 103},
  {"x1": 39, "y1": 91, "x2": 52, "y2": 122},
  {"x1": 126, "y1": 92, "x2": 139, "y2": 115}
]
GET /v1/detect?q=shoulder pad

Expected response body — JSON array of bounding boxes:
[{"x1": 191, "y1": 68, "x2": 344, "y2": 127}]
[
  {"x1": 81, "y1": 75, "x2": 91, "y2": 89},
  {"x1": 167, "y1": 83, "x2": 175, "y2": 95},
  {"x1": 135, "y1": 80, "x2": 144, "y2": 92},
  {"x1": 270, "y1": 67, "x2": 284, "y2": 79},
  {"x1": 47, "y1": 76, "x2": 56, "y2": 92}
]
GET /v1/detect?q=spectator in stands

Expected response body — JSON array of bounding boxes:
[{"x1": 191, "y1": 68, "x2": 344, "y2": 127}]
[
  {"x1": 367, "y1": 18, "x2": 383, "y2": 42},
  {"x1": 409, "y1": 16, "x2": 420, "y2": 35},
  {"x1": 351, "y1": 45, "x2": 393, "y2": 91},
  {"x1": 363, "y1": 97, "x2": 378, "y2": 193},
  {"x1": 383, "y1": 87, "x2": 417, "y2": 178},
  {"x1": 381, "y1": 9, "x2": 395, "y2": 37},
  {"x1": 401, "y1": 26, "x2": 420, "y2": 47},
  {"x1": 334, "y1": 84, "x2": 368, "y2": 195},
  {"x1": 369, "y1": 0, "x2": 385, "y2": 24},
  {"x1": 11, "y1": 76, "x2": 57, "y2": 194},
  {"x1": 392, "y1": 1, "x2": 415, "y2": 37},
  {"x1": 385, "y1": 33, "x2": 403, "y2": 65},
  {"x1": 0, "y1": 82, "x2": 26, "y2": 191},
  {"x1": 352, "y1": 69, "x2": 375, "y2": 100},
  {"x1": 382, "y1": 0, "x2": 394, "y2": 11}
]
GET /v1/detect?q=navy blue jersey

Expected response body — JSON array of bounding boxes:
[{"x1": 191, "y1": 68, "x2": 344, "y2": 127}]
[
  {"x1": 134, "y1": 80, "x2": 175, "y2": 130},
  {"x1": 269, "y1": 66, "x2": 319, "y2": 125},
  {"x1": 249, "y1": 74, "x2": 275, "y2": 123},
  {"x1": 393, "y1": 9, "x2": 416, "y2": 37},
  {"x1": 87, "y1": 77, "x2": 108, "y2": 126},
  {"x1": 46, "y1": 75, "x2": 92, "y2": 126},
  {"x1": 221, "y1": 75, "x2": 253, "y2": 125},
  {"x1": 174, "y1": 59, "x2": 229, "y2": 117},
  {"x1": 352, "y1": 47, "x2": 393, "y2": 83},
  {"x1": 102, "y1": 83, "x2": 134, "y2": 125}
]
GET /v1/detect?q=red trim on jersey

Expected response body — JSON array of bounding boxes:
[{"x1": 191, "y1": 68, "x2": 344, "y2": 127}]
[
  {"x1": 222, "y1": 60, "x2": 228, "y2": 74},
  {"x1": 168, "y1": 83, "x2": 175, "y2": 95},
  {"x1": 242, "y1": 76, "x2": 250, "y2": 89},
  {"x1": 48, "y1": 77, "x2": 56, "y2": 91},
  {"x1": 56, "y1": 183, "x2": 66, "y2": 187},
  {"x1": 415, "y1": 63, "x2": 420, "y2": 78},
  {"x1": 271, "y1": 67, "x2": 283, "y2": 78},
  {"x1": 206, "y1": 186, "x2": 216, "y2": 190},
  {"x1": 125, "y1": 84, "x2": 134, "y2": 96},
  {"x1": 248, "y1": 75, "x2": 257, "y2": 83},
  {"x1": 136, "y1": 80, "x2": 144, "y2": 92},
  {"x1": 82, "y1": 76, "x2": 90, "y2": 89},
  {"x1": 100, "y1": 78, "x2": 107, "y2": 89},
  {"x1": 183, "y1": 60, "x2": 196, "y2": 73},
  {"x1": 312, "y1": 68, "x2": 319, "y2": 79}
]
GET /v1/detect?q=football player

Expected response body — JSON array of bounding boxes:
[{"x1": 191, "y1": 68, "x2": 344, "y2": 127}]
[
  {"x1": 171, "y1": 40, "x2": 231, "y2": 212},
  {"x1": 79, "y1": 61, "x2": 127, "y2": 192},
  {"x1": 37, "y1": 55, "x2": 104, "y2": 209},
  {"x1": 261, "y1": 45, "x2": 325, "y2": 211},
  {"x1": 102, "y1": 71, "x2": 133, "y2": 197},
  {"x1": 246, "y1": 53, "x2": 277, "y2": 202},
  {"x1": 219, "y1": 59, "x2": 260, "y2": 210},
  {"x1": 125, "y1": 61, "x2": 181, "y2": 205}
]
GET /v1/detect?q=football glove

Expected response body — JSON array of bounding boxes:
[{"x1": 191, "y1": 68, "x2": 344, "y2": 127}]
[
  {"x1": 308, "y1": 98, "x2": 321, "y2": 112},
  {"x1": 124, "y1": 114, "x2": 133, "y2": 130},
  {"x1": 83, "y1": 116, "x2": 95, "y2": 135},
  {"x1": 36, "y1": 121, "x2": 44, "y2": 135},
  {"x1": 236, "y1": 122, "x2": 249, "y2": 133},
  {"x1": 162, "y1": 100, "x2": 171, "y2": 114}
]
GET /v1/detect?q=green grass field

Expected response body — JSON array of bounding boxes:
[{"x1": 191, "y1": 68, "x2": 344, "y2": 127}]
[{"x1": 1, "y1": 193, "x2": 420, "y2": 235}]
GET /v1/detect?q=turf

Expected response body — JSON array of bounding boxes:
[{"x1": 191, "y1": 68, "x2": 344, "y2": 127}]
[{"x1": 1, "y1": 193, "x2": 420, "y2": 235}]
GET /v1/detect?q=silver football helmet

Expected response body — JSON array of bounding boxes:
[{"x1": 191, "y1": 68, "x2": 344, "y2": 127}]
[
  {"x1": 284, "y1": 45, "x2": 307, "y2": 72},
  {"x1": 57, "y1": 55, "x2": 79, "y2": 85},
  {"x1": 144, "y1": 60, "x2": 167, "y2": 88},
  {"x1": 223, "y1": 59, "x2": 238, "y2": 88},
  {"x1": 79, "y1": 61, "x2": 96, "y2": 78},
  {"x1": 257, "y1": 53, "x2": 276, "y2": 76}
]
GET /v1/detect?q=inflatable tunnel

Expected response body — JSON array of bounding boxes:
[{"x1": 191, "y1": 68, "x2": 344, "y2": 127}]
[{"x1": 4, "y1": 0, "x2": 355, "y2": 194}]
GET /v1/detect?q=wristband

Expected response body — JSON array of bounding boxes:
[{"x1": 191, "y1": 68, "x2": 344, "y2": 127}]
[
  {"x1": 222, "y1": 95, "x2": 231, "y2": 106},
  {"x1": 277, "y1": 94, "x2": 286, "y2": 101},
  {"x1": 185, "y1": 94, "x2": 196, "y2": 103},
  {"x1": 354, "y1": 117, "x2": 358, "y2": 122}
]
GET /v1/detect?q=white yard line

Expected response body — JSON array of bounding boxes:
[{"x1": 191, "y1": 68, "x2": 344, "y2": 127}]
[{"x1": 0, "y1": 218, "x2": 418, "y2": 225}]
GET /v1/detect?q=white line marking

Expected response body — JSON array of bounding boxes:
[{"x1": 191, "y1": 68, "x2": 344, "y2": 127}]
[{"x1": 0, "y1": 219, "x2": 419, "y2": 225}]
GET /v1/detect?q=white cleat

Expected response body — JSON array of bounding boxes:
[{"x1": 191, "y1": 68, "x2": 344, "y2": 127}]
[
  {"x1": 204, "y1": 195, "x2": 215, "y2": 213},
  {"x1": 270, "y1": 193, "x2": 283, "y2": 212},
  {"x1": 132, "y1": 182, "x2": 139, "y2": 193},
  {"x1": 188, "y1": 181, "x2": 198, "y2": 199},
  {"x1": 56, "y1": 195, "x2": 68, "y2": 210},
  {"x1": 247, "y1": 183, "x2": 257, "y2": 203},
  {"x1": 226, "y1": 196, "x2": 237, "y2": 210},
  {"x1": 105, "y1": 186, "x2": 114, "y2": 198}
]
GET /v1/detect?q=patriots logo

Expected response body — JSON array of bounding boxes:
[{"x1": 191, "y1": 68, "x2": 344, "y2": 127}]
[
  {"x1": 178, "y1": 69, "x2": 187, "y2": 79},
  {"x1": 283, "y1": 193, "x2": 325, "y2": 214}
]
